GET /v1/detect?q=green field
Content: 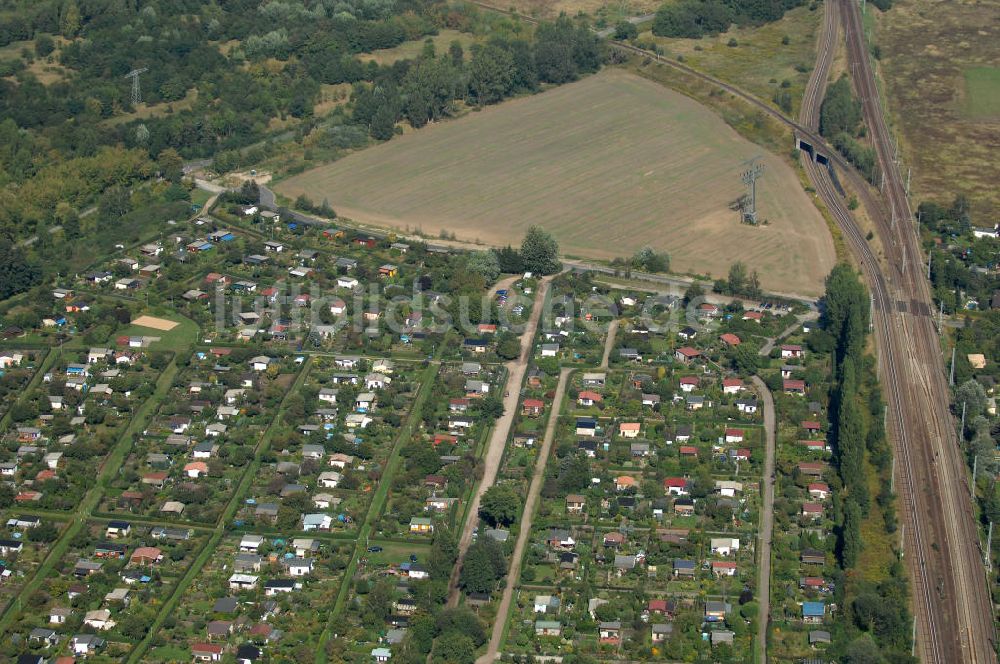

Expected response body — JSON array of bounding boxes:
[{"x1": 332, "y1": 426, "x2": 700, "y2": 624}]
[
  {"x1": 364, "y1": 540, "x2": 432, "y2": 566},
  {"x1": 116, "y1": 313, "x2": 200, "y2": 351},
  {"x1": 277, "y1": 69, "x2": 834, "y2": 295},
  {"x1": 964, "y1": 67, "x2": 1000, "y2": 121}
]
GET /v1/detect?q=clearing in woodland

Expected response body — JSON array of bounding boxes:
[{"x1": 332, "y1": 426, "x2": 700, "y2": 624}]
[{"x1": 277, "y1": 69, "x2": 834, "y2": 295}]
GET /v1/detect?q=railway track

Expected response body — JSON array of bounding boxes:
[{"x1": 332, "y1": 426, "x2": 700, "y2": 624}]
[
  {"x1": 798, "y1": 3, "x2": 953, "y2": 662},
  {"x1": 839, "y1": 1, "x2": 995, "y2": 661},
  {"x1": 465, "y1": 2, "x2": 994, "y2": 659},
  {"x1": 798, "y1": 89, "x2": 946, "y2": 664}
]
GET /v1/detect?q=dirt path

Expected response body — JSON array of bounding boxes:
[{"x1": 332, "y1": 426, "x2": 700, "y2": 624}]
[
  {"x1": 758, "y1": 311, "x2": 819, "y2": 356},
  {"x1": 751, "y1": 375, "x2": 776, "y2": 664},
  {"x1": 752, "y1": 313, "x2": 807, "y2": 662},
  {"x1": 600, "y1": 319, "x2": 619, "y2": 370},
  {"x1": 489, "y1": 275, "x2": 520, "y2": 299},
  {"x1": 446, "y1": 275, "x2": 554, "y2": 606},
  {"x1": 477, "y1": 367, "x2": 572, "y2": 663},
  {"x1": 478, "y1": 318, "x2": 612, "y2": 660}
]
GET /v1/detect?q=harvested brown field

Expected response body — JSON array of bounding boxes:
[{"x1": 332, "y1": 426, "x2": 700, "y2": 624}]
[
  {"x1": 876, "y1": 0, "x2": 1000, "y2": 219},
  {"x1": 131, "y1": 315, "x2": 180, "y2": 331},
  {"x1": 277, "y1": 69, "x2": 835, "y2": 295}
]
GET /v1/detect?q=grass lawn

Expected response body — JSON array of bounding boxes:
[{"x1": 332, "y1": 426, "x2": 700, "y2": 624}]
[
  {"x1": 358, "y1": 29, "x2": 477, "y2": 66},
  {"x1": 277, "y1": 69, "x2": 834, "y2": 296},
  {"x1": 116, "y1": 312, "x2": 200, "y2": 351},
  {"x1": 365, "y1": 540, "x2": 432, "y2": 566},
  {"x1": 963, "y1": 67, "x2": 1000, "y2": 121},
  {"x1": 148, "y1": 644, "x2": 192, "y2": 661},
  {"x1": 190, "y1": 187, "x2": 213, "y2": 208}
]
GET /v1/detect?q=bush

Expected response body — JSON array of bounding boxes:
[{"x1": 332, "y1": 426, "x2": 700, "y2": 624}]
[
  {"x1": 35, "y1": 34, "x2": 54, "y2": 57},
  {"x1": 820, "y1": 76, "x2": 862, "y2": 138},
  {"x1": 832, "y1": 132, "x2": 876, "y2": 180},
  {"x1": 614, "y1": 21, "x2": 639, "y2": 40}
]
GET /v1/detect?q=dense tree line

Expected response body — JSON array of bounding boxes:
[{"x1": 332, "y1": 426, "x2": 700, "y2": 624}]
[
  {"x1": 822, "y1": 264, "x2": 871, "y2": 531},
  {"x1": 610, "y1": 246, "x2": 671, "y2": 276},
  {"x1": 816, "y1": 265, "x2": 914, "y2": 661},
  {"x1": 713, "y1": 261, "x2": 762, "y2": 298},
  {"x1": 349, "y1": 17, "x2": 601, "y2": 140},
  {"x1": 651, "y1": 0, "x2": 808, "y2": 39}
]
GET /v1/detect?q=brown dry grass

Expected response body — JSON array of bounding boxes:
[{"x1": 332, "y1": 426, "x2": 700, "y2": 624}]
[
  {"x1": 277, "y1": 69, "x2": 835, "y2": 295},
  {"x1": 0, "y1": 37, "x2": 72, "y2": 85},
  {"x1": 357, "y1": 30, "x2": 477, "y2": 66},
  {"x1": 313, "y1": 83, "x2": 353, "y2": 117},
  {"x1": 508, "y1": 0, "x2": 659, "y2": 20},
  {"x1": 644, "y1": 5, "x2": 822, "y2": 118},
  {"x1": 131, "y1": 315, "x2": 180, "y2": 331},
  {"x1": 104, "y1": 88, "x2": 199, "y2": 126},
  {"x1": 875, "y1": 0, "x2": 1000, "y2": 220}
]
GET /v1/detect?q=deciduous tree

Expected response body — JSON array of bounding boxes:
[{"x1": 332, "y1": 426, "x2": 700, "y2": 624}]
[{"x1": 520, "y1": 225, "x2": 560, "y2": 275}]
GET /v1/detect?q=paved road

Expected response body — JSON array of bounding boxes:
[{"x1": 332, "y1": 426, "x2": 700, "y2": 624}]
[
  {"x1": 447, "y1": 276, "x2": 554, "y2": 605},
  {"x1": 259, "y1": 183, "x2": 277, "y2": 209},
  {"x1": 477, "y1": 367, "x2": 573, "y2": 662},
  {"x1": 751, "y1": 375, "x2": 776, "y2": 664}
]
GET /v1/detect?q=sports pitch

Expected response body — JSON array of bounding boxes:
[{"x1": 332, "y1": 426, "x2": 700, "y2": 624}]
[{"x1": 278, "y1": 70, "x2": 834, "y2": 295}]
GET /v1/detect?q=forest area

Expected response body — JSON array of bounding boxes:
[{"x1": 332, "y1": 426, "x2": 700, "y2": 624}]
[{"x1": 0, "y1": 0, "x2": 602, "y2": 300}]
